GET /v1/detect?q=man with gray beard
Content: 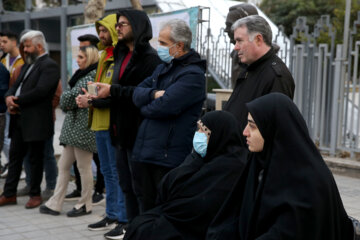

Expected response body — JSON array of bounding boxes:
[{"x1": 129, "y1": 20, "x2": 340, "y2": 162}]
[{"x1": 0, "y1": 30, "x2": 60, "y2": 209}]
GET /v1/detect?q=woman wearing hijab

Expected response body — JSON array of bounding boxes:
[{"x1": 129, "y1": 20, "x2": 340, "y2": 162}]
[
  {"x1": 39, "y1": 46, "x2": 98, "y2": 217},
  {"x1": 124, "y1": 111, "x2": 248, "y2": 240},
  {"x1": 207, "y1": 92, "x2": 356, "y2": 239}
]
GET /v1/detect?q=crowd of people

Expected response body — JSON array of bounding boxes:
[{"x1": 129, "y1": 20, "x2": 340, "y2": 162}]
[{"x1": 0, "y1": 4, "x2": 359, "y2": 240}]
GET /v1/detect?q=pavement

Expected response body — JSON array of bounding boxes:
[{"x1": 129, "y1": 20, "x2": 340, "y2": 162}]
[
  {"x1": 0, "y1": 109, "x2": 110, "y2": 240},
  {"x1": 0, "y1": 181, "x2": 108, "y2": 240},
  {"x1": 0, "y1": 108, "x2": 359, "y2": 239}
]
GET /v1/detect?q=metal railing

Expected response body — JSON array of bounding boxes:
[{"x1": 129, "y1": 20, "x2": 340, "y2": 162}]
[{"x1": 198, "y1": 11, "x2": 360, "y2": 157}]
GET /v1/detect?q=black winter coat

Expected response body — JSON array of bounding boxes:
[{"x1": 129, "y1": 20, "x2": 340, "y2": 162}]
[
  {"x1": 223, "y1": 47, "x2": 295, "y2": 147},
  {"x1": 109, "y1": 9, "x2": 161, "y2": 148}
]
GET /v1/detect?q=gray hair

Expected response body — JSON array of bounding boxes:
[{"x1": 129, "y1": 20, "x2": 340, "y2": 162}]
[
  {"x1": 20, "y1": 30, "x2": 48, "y2": 52},
  {"x1": 160, "y1": 19, "x2": 192, "y2": 51},
  {"x1": 231, "y1": 15, "x2": 272, "y2": 46}
]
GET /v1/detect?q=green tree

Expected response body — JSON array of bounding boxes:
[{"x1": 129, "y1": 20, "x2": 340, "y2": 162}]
[
  {"x1": 260, "y1": 0, "x2": 360, "y2": 43},
  {"x1": 260, "y1": 0, "x2": 336, "y2": 36},
  {"x1": 3, "y1": 0, "x2": 25, "y2": 11},
  {"x1": 333, "y1": 0, "x2": 360, "y2": 44}
]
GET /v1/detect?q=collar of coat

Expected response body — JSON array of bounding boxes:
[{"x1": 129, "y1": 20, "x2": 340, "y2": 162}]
[{"x1": 247, "y1": 47, "x2": 275, "y2": 71}]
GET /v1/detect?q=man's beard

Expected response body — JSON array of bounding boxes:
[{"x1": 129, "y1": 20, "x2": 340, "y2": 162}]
[
  {"x1": 118, "y1": 32, "x2": 134, "y2": 46},
  {"x1": 101, "y1": 38, "x2": 112, "y2": 47},
  {"x1": 25, "y1": 51, "x2": 38, "y2": 64}
]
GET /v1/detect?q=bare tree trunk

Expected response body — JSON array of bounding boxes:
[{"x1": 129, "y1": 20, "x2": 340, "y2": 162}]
[
  {"x1": 130, "y1": 0, "x2": 143, "y2": 10},
  {"x1": 84, "y1": 0, "x2": 107, "y2": 24}
]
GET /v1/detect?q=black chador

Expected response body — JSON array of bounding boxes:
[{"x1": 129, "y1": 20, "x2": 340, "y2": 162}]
[
  {"x1": 207, "y1": 93, "x2": 354, "y2": 240},
  {"x1": 124, "y1": 111, "x2": 248, "y2": 240}
]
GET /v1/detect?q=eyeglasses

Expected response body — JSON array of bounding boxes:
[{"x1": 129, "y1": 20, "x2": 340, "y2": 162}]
[{"x1": 115, "y1": 22, "x2": 130, "y2": 29}]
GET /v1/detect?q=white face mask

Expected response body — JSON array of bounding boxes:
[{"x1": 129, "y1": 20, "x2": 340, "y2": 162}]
[{"x1": 193, "y1": 131, "x2": 208, "y2": 158}]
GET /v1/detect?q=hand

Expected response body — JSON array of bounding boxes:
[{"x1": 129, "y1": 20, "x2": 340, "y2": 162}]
[
  {"x1": 8, "y1": 108, "x2": 19, "y2": 114},
  {"x1": 76, "y1": 89, "x2": 90, "y2": 108},
  {"x1": 154, "y1": 90, "x2": 165, "y2": 99},
  {"x1": 6, "y1": 96, "x2": 19, "y2": 114},
  {"x1": 88, "y1": 82, "x2": 111, "y2": 99},
  {"x1": 6, "y1": 96, "x2": 19, "y2": 108}
]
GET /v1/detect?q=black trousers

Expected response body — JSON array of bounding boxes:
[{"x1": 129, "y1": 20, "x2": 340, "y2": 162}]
[
  {"x1": 74, "y1": 152, "x2": 104, "y2": 194},
  {"x1": 115, "y1": 146, "x2": 139, "y2": 223},
  {"x1": 3, "y1": 116, "x2": 45, "y2": 197},
  {"x1": 131, "y1": 161, "x2": 172, "y2": 213}
]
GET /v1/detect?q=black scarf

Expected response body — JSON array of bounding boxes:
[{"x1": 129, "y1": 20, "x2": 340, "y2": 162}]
[
  {"x1": 242, "y1": 93, "x2": 354, "y2": 239},
  {"x1": 68, "y1": 63, "x2": 98, "y2": 88},
  {"x1": 124, "y1": 111, "x2": 248, "y2": 240},
  {"x1": 207, "y1": 93, "x2": 354, "y2": 240},
  {"x1": 201, "y1": 110, "x2": 245, "y2": 161}
]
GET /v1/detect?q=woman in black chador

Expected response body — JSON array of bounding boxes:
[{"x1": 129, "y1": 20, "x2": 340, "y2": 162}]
[
  {"x1": 207, "y1": 93, "x2": 355, "y2": 240},
  {"x1": 124, "y1": 111, "x2": 248, "y2": 240}
]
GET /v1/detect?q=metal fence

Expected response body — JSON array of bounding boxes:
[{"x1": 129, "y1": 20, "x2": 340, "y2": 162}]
[{"x1": 199, "y1": 11, "x2": 360, "y2": 157}]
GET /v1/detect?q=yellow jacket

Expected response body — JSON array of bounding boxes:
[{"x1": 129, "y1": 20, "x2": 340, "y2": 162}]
[
  {"x1": 89, "y1": 13, "x2": 118, "y2": 131},
  {"x1": 1, "y1": 54, "x2": 24, "y2": 79}
]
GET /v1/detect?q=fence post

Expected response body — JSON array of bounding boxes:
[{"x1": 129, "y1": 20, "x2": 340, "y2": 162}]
[{"x1": 330, "y1": 44, "x2": 343, "y2": 155}]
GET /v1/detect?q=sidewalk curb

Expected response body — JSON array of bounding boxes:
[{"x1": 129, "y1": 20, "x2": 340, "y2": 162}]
[{"x1": 324, "y1": 157, "x2": 360, "y2": 179}]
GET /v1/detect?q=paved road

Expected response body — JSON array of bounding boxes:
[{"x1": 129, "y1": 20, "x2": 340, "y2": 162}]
[
  {"x1": 0, "y1": 180, "x2": 107, "y2": 240},
  {"x1": 0, "y1": 174, "x2": 359, "y2": 240},
  {"x1": 335, "y1": 174, "x2": 360, "y2": 219},
  {"x1": 0, "y1": 109, "x2": 359, "y2": 239}
]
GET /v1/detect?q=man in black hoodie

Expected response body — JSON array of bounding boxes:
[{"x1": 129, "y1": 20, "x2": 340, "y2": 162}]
[{"x1": 90, "y1": 9, "x2": 161, "y2": 239}]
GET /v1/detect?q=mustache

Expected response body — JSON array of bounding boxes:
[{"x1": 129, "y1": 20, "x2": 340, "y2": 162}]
[{"x1": 24, "y1": 52, "x2": 38, "y2": 64}]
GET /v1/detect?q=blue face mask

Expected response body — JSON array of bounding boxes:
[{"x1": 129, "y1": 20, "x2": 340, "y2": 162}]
[
  {"x1": 193, "y1": 132, "x2": 208, "y2": 158},
  {"x1": 157, "y1": 45, "x2": 175, "y2": 63}
]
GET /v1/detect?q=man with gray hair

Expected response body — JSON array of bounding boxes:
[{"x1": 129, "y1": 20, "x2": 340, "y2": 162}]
[
  {"x1": 0, "y1": 30, "x2": 60, "y2": 209},
  {"x1": 223, "y1": 15, "x2": 295, "y2": 147},
  {"x1": 130, "y1": 18, "x2": 206, "y2": 211},
  {"x1": 225, "y1": 3, "x2": 258, "y2": 87}
]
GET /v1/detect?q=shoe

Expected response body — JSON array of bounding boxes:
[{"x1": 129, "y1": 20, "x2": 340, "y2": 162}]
[
  {"x1": 92, "y1": 192, "x2": 105, "y2": 205},
  {"x1": 17, "y1": 185, "x2": 30, "y2": 196},
  {"x1": 0, "y1": 164, "x2": 8, "y2": 178},
  {"x1": 67, "y1": 205, "x2": 92, "y2": 217},
  {"x1": 19, "y1": 170, "x2": 26, "y2": 180},
  {"x1": 64, "y1": 189, "x2": 81, "y2": 201},
  {"x1": 104, "y1": 223, "x2": 125, "y2": 240},
  {"x1": 88, "y1": 216, "x2": 117, "y2": 231},
  {"x1": 25, "y1": 196, "x2": 42, "y2": 209},
  {"x1": 39, "y1": 205, "x2": 60, "y2": 216},
  {"x1": 0, "y1": 195, "x2": 17, "y2": 206},
  {"x1": 41, "y1": 189, "x2": 54, "y2": 201}
]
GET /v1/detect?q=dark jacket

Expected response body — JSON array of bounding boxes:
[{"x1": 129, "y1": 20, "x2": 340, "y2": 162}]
[
  {"x1": 224, "y1": 47, "x2": 295, "y2": 147},
  {"x1": 5, "y1": 54, "x2": 60, "y2": 141},
  {"x1": 109, "y1": 9, "x2": 161, "y2": 148},
  {"x1": 132, "y1": 49, "x2": 206, "y2": 168},
  {"x1": 0, "y1": 63, "x2": 9, "y2": 113}
]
